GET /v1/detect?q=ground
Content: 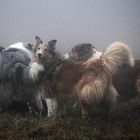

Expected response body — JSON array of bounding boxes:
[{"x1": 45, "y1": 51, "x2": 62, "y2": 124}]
[{"x1": 0, "y1": 97, "x2": 140, "y2": 140}]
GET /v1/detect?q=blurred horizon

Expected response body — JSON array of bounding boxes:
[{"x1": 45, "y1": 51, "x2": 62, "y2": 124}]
[{"x1": 0, "y1": 0, "x2": 140, "y2": 58}]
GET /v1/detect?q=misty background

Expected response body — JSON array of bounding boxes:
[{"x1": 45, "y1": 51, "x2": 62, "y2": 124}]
[{"x1": 0, "y1": 0, "x2": 140, "y2": 59}]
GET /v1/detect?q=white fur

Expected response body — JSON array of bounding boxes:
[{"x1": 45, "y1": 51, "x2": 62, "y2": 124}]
[
  {"x1": 29, "y1": 62, "x2": 44, "y2": 81},
  {"x1": 102, "y1": 42, "x2": 135, "y2": 75},
  {"x1": 64, "y1": 48, "x2": 102, "y2": 61},
  {"x1": 86, "y1": 48, "x2": 102, "y2": 63},
  {"x1": 46, "y1": 98, "x2": 58, "y2": 117},
  {"x1": 80, "y1": 77, "x2": 108, "y2": 104},
  {"x1": 92, "y1": 48, "x2": 102, "y2": 59},
  {"x1": 64, "y1": 52, "x2": 69, "y2": 59},
  {"x1": 7, "y1": 42, "x2": 32, "y2": 57},
  {"x1": 36, "y1": 92, "x2": 44, "y2": 116}
]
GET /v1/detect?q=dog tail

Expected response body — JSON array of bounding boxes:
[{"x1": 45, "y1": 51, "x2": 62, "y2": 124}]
[
  {"x1": 76, "y1": 42, "x2": 134, "y2": 105},
  {"x1": 77, "y1": 77, "x2": 109, "y2": 104},
  {"x1": 102, "y1": 42, "x2": 135, "y2": 76}
]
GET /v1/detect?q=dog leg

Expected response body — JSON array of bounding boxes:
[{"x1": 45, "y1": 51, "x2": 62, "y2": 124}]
[
  {"x1": 81, "y1": 102, "x2": 88, "y2": 118},
  {"x1": 104, "y1": 82, "x2": 119, "y2": 112},
  {"x1": 46, "y1": 98, "x2": 58, "y2": 117},
  {"x1": 107, "y1": 85, "x2": 119, "y2": 104},
  {"x1": 30, "y1": 93, "x2": 44, "y2": 116}
]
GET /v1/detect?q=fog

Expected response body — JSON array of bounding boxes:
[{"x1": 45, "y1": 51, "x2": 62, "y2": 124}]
[{"x1": 0, "y1": 0, "x2": 140, "y2": 58}]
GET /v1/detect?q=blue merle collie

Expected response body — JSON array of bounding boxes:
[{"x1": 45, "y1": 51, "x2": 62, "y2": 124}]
[
  {"x1": 64, "y1": 43, "x2": 102, "y2": 61},
  {"x1": 0, "y1": 36, "x2": 57, "y2": 114}
]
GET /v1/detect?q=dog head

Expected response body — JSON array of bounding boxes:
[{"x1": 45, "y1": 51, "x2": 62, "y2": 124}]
[
  {"x1": 34, "y1": 36, "x2": 57, "y2": 60},
  {"x1": 68, "y1": 43, "x2": 96, "y2": 61}
]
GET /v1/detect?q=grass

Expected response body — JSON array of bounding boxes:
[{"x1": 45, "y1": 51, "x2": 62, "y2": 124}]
[{"x1": 0, "y1": 97, "x2": 140, "y2": 140}]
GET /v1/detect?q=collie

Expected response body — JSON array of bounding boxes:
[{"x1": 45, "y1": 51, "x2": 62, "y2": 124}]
[
  {"x1": 44, "y1": 43, "x2": 102, "y2": 117},
  {"x1": 44, "y1": 41, "x2": 134, "y2": 117},
  {"x1": 75, "y1": 42, "x2": 134, "y2": 117},
  {"x1": 64, "y1": 43, "x2": 102, "y2": 61},
  {"x1": 0, "y1": 36, "x2": 56, "y2": 114}
]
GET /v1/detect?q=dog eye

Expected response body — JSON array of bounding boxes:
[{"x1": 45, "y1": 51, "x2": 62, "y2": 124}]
[{"x1": 38, "y1": 48, "x2": 40, "y2": 50}]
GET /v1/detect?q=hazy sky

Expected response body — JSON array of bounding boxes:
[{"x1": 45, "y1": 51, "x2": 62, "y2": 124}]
[{"x1": 0, "y1": 0, "x2": 140, "y2": 58}]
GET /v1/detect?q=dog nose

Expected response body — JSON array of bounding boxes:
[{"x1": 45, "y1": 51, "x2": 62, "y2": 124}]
[{"x1": 38, "y1": 53, "x2": 42, "y2": 57}]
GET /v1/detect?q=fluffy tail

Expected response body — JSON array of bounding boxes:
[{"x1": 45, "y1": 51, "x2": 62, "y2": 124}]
[
  {"x1": 76, "y1": 42, "x2": 134, "y2": 105},
  {"x1": 102, "y1": 42, "x2": 135, "y2": 76}
]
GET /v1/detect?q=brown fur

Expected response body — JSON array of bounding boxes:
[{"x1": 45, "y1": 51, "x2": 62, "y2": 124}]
[
  {"x1": 44, "y1": 41, "x2": 134, "y2": 118},
  {"x1": 136, "y1": 74, "x2": 140, "y2": 95},
  {"x1": 113, "y1": 60, "x2": 140, "y2": 100},
  {"x1": 44, "y1": 60, "x2": 85, "y2": 114},
  {"x1": 74, "y1": 42, "x2": 134, "y2": 118},
  {"x1": 75, "y1": 59, "x2": 111, "y2": 117}
]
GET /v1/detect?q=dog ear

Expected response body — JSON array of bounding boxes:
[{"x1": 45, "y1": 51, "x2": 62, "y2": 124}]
[
  {"x1": 35, "y1": 36, "x2": 43, "y2": 45},
  {"x1": 34, "y1": 36, "x2": 43, "y2": 53},
  {"x1": 48, "y1": 40, "x2": 57, "y2": 46},
  {"x1": 26, "y1": 43, "x2": 33, "y2": 51},
  {"x1": 48, "y1": 40, "x2": 57, "y2": 53}
]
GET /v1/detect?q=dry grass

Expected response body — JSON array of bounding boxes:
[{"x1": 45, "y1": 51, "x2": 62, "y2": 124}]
[{"x1": 0, "y1": 97, "x2": 140, "y2": 140}]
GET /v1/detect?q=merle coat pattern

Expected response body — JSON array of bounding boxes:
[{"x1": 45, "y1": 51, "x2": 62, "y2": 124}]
[{"x1": 0, "y1": 37, "x2": 56, "y2": 114}]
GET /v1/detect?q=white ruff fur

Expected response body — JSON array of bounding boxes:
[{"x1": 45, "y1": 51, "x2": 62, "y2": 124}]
[
  {"x1": 86, "y1": 48, "x2": 102, "y2": 63},
  {"x1": 64, "y1": 53, "x2": 69, "y2": 59},
  {"x1": 92, "y1": 48, "x2": 102, "y2": 59},
  {"x1": 46, "y1": 98, "x2": 58, "y2": 117},
  {"x1": 7, "y1": 42, "x2": 32, "y2": 57},
  {"x1": 29, "y1": 62, "x2": 44, "y2": 81}
]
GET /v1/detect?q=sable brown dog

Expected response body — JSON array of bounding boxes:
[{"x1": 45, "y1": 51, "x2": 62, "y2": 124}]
[
  {"x1": 75, "y1": 42, "x2": 134, "y2": 117},
  {"x1": 43, "y1": 41, "x2": 134, "y2": 117},
  {"x1": 44, "y1": 43, "x2": 102, "y2": 116}
]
